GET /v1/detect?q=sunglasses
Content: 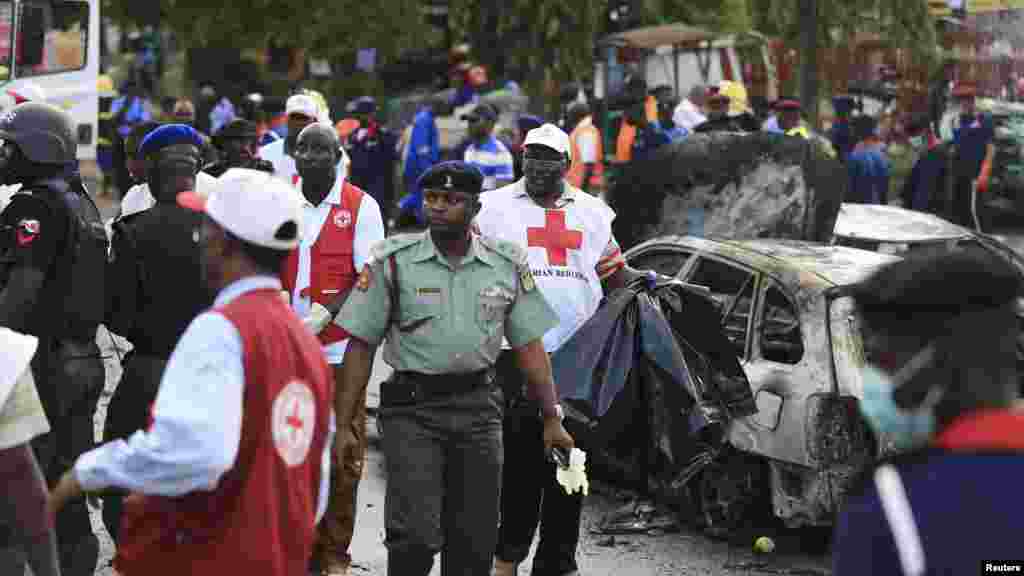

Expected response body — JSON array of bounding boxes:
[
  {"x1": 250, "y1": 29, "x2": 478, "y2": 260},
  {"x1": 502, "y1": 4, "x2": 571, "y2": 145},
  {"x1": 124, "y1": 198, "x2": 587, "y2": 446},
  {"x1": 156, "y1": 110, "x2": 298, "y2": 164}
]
[{"x1": 523, "y1": 158, "x2": 564, "y2": 172}]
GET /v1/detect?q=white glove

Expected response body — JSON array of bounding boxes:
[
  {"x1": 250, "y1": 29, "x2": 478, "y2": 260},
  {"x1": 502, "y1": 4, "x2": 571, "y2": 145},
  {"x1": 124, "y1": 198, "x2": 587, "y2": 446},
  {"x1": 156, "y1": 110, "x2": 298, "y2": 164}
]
[
  {"x1": 555, "y1": 448, "x2": 589, "y2": 496},
  {"x1": 302, "y1": 303, "x2": 333, "y2": 335}
]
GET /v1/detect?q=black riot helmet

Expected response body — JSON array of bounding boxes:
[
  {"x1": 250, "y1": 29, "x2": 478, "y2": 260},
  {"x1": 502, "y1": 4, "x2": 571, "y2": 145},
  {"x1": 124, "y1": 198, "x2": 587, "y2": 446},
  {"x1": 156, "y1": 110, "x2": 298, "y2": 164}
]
[{"x1": 0, "y1": 101, "x2": 77, "y2": 165}]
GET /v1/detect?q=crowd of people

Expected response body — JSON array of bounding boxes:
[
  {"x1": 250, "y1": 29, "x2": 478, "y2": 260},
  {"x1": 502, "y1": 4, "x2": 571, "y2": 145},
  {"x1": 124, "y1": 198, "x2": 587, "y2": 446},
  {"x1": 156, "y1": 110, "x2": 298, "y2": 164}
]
[{"x1": 0, "y1": 63, "x2": 1020, "y2": 576}]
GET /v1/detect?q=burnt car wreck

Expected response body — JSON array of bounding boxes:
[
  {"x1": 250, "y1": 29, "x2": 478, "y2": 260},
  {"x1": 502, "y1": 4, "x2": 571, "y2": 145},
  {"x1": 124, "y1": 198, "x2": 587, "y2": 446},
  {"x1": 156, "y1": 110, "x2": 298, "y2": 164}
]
[{"x1": 553, "y1": 238, "x2": 898, "y2": 536}]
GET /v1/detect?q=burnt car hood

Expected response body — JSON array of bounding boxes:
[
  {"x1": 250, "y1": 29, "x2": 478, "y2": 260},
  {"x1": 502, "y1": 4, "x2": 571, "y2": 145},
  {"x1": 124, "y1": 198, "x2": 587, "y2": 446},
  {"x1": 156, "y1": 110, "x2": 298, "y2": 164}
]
[{"x1": 552, "y1": 280, "x2": 756, "y2": 471}]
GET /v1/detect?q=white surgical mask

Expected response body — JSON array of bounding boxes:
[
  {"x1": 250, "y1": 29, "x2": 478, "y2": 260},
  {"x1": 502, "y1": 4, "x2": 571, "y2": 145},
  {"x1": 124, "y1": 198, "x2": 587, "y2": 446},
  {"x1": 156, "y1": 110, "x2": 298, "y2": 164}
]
[{"x1": 908, "y1": 135, "x2": 925, "y2": 149}]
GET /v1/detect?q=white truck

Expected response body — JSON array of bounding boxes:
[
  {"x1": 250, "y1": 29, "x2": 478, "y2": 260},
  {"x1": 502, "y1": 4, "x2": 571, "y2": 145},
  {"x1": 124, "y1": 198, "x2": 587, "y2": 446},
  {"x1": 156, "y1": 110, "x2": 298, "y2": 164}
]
[{"x1": 0, "y1": 0, "x2": 100, "y2": 161}]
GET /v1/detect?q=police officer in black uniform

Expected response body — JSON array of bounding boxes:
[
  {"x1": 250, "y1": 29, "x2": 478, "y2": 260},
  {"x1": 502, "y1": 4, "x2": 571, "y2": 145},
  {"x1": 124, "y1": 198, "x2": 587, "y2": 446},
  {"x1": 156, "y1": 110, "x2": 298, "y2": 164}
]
[
  {"x1": 102, "y1": 124, "x2": 213, "y2": 541},
  {"x1": 202, "y1": 118, "x2": 275, "y2": 177},
  {"x1": 0, "y1": 101, "x2": 106, "y2": 576}
]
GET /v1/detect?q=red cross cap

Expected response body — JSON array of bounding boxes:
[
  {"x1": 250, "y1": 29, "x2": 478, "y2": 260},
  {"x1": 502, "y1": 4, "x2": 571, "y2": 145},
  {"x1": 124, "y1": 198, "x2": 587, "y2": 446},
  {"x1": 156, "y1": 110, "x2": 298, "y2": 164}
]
[{"x1": 272, "y1": 380, "x2": 316, "y2": 467}]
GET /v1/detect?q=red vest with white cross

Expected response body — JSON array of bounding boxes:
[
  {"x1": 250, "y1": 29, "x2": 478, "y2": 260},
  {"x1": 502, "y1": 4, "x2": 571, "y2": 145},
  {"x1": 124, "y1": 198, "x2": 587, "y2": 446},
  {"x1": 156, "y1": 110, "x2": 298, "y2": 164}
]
[
  {"x1": 113, "y1": 288, "x2": 333, "y2": 576},
  {"x1": 280, "y1": 181, "x2": 365, "y2": 346}
]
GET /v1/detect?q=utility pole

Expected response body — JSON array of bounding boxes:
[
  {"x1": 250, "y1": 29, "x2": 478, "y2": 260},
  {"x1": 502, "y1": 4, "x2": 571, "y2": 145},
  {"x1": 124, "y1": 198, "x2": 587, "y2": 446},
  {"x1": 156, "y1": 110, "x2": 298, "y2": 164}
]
[{"x1": 798, "y1": 0, "x2": 819, "y2": 129}]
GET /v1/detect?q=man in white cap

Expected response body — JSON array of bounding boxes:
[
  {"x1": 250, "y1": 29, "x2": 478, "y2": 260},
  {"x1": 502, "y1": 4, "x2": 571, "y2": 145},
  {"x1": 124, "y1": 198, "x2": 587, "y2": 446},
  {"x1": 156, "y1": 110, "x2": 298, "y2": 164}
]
[
  {"x1": 260, "y1": 92, "x2": 349, "y2": 189},
  {"x1": 475, "y1": 123, "x2": 638, "y2": 576},
  {"x1": 50, "y1": 169, "x2": 336, "y2": 576},
  {"x1": 0, "y1": 328, "x2": 60, "y2": 576}
]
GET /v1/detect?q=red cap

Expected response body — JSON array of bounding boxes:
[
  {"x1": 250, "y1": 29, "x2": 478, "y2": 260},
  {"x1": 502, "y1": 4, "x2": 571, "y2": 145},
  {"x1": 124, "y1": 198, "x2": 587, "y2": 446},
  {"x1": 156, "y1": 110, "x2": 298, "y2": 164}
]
[
  {"x1": 952, "y1": 83, "x2": 976, "y2": 98},
  {"x1": 775, "y1": 99, "x2": 801, "y2": 111}
]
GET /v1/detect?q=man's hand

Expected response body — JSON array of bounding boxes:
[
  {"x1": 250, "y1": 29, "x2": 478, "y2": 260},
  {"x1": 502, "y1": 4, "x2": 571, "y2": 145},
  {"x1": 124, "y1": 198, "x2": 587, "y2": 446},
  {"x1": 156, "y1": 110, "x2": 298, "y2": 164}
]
[
  {"x1": 543, "y1": 416, "x2": 575, "y2": 453},
  {"x1": 280, "y1": 290, "x2": 290, "y2": 304},
  {"x1": 48, "y1": 470, "x2": 83, "y2": 517},
  {"x1": 302, "y1": 302, "x2": 333, "y2": 335}
]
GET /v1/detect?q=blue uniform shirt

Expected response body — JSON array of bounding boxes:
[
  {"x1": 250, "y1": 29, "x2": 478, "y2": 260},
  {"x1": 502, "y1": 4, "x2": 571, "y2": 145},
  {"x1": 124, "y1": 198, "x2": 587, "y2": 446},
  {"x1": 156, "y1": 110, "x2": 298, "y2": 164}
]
[
  {"x1": 631, "y1": 122, "x2": 672, "y2": 162},
  {"x1": 847, "y1": 143, "x2": 890, "y2": 204},
  {"x1": 953, "y1": 113, "x2": 994, "y2": 178},
  {"x1": 400, "y1": 107, "x2": 441, "y2": 225},
  {"x1": 348, "y1": 124, "x2": 399, "y2": 209},
  {"x1": 828, "y1": 120, "x2": 853, "y2": 163},
  {"x1": 110, "y1": 96, "x2": 152, "y2": 138}
]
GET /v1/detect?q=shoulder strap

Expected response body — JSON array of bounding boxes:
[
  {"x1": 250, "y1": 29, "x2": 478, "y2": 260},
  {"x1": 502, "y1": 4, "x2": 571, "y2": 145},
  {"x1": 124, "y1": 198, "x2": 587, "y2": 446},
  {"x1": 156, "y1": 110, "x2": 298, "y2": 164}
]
[
  {"x1": 873, "y1": 464, "x2": 926, "y2": 576},
  {"x1": 388, "y1": 254, "x2": 400, "y2": 328}
]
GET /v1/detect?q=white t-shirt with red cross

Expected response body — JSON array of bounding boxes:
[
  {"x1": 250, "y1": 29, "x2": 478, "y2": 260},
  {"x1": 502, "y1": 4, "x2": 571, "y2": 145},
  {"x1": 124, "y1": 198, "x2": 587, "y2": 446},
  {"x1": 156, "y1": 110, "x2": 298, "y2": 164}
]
[{"x1": 475, "y1": 179, "x2": 625, "y2": 353}]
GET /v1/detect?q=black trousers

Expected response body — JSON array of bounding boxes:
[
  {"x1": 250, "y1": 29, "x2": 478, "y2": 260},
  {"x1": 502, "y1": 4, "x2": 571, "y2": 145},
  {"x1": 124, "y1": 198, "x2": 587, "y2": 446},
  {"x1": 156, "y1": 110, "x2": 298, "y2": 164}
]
[
  {"x1": 495, "y1": 351, "x2": 583, "y2": 576},
  {"x1": 31, "y1": 337, "x2": 104, "y2": 576},
  {"x1": 101, "y1": 351, "x2": 168, "y2": 542}
]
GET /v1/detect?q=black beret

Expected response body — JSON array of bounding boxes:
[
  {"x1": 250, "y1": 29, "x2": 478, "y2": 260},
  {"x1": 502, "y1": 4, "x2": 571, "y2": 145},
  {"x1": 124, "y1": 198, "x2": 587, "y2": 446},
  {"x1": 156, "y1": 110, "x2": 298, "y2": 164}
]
[
  {"x1": 852, "y1": 246, "x2": 1022, "y2": 329},
  {"x1": 214, "y1": 119, "x2": 258, "y2": 142},
  {"x1": 418, "y1": 161, "x2": 484, "y2": 195}
]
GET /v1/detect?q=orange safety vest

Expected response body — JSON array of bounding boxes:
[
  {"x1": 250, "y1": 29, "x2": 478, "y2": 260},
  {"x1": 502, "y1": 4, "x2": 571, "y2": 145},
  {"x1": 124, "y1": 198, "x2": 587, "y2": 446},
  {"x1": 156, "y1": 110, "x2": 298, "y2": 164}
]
[
  {"x1": 280, "y1": 181, "x2": 365, "y2": 347},
  {"x1": 568, "y1": 116, "x2": 604, "y2": 190},
  {"x1": 615, "y1": 95, "x2": 657, "y2": 163}
]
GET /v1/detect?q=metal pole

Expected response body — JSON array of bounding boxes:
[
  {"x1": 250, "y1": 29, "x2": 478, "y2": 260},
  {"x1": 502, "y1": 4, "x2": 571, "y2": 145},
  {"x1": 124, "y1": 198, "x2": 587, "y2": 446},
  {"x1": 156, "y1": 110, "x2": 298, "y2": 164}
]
[{"x1": 798, "y1": 0, "x2": 819, "y2": 129}]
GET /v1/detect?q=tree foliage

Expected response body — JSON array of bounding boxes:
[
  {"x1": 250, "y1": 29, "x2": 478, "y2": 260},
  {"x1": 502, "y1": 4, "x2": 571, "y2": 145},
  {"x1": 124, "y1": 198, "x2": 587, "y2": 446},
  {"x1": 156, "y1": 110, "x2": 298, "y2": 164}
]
[{"x1": 105, "y1": 0, "x2": 432, "y2": 66}]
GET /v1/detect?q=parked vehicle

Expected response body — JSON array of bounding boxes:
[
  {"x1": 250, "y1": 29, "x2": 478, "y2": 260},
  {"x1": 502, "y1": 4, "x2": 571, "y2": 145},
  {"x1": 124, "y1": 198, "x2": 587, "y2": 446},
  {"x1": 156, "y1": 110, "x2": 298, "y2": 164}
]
[
  {"x1": 618, "y1": 236, "x2": 900, "y2": 532},
  {"x1": 0, "y1": 0, "x2": 101, "y2": 161}
]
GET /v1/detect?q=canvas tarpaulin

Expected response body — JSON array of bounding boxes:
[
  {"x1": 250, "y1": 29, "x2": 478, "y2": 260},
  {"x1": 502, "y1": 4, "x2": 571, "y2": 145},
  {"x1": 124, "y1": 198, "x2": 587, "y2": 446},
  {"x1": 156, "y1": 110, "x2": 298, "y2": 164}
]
[{"x1": 551, "y1": 280, "x2": 755, "y2": 486}]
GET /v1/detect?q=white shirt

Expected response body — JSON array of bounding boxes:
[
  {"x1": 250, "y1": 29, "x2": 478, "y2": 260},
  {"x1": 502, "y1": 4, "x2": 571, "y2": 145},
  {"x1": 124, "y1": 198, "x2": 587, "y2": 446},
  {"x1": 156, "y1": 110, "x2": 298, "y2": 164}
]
[
  {"x1": 0, "y1": 183, "x2": 22, "y2": 212},
  {"x1": 673, "y1": 98, "x2": 707, "y2": 132},
  {"x1": 291, "y1": 178, "x2": 385, "y2": 364},
  {"x1": 118, "y1": 172, "x2": 220, "y2": 219},
  {"x1": 574, "y1": 117, "x2": 599, "y2": 164},
  {"x1": 74, "y1": 275, "x2": 333, "y2": 525},
  {"x1": 259, "y1": 138, "x2": 350, "y2": 189},
  {"x1": 476, "y1": 179, "x2": 618, "y2": 353}
]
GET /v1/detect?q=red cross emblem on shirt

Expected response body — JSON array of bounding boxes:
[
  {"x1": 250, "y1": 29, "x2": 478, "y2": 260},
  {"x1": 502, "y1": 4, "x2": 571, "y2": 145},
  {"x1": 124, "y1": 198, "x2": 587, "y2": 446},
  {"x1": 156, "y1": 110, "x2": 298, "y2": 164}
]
[
  {"x1": 286, "y1": 401, "x2": 304, "y2": 436},
  {"x1": 527, "y1": 210, "x2": 582, "y2": 267},
  {"x1": 292, "y1": 174, "x2": 301, "y2": 186}
]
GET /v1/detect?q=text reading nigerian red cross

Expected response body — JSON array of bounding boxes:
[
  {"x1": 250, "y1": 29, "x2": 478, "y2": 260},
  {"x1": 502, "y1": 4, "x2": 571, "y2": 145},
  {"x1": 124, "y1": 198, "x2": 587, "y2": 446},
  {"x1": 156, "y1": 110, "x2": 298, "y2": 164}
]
[{"x1": 527, "y1": 210, "x2": 583, "y2": 266}]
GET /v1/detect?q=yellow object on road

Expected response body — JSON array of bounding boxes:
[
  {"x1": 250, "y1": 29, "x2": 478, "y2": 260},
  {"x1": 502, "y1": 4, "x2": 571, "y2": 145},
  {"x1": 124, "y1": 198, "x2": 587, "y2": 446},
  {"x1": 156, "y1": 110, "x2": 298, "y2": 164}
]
[{"x1": 754, "y1": 536, "x2": 775, "y2": 553}]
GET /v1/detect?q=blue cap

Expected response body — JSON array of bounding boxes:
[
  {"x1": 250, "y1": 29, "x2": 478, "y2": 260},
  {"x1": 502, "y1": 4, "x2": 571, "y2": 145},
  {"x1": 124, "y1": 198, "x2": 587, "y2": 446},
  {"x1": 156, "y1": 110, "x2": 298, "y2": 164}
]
[
  {"x1": 832, "y1": 95, "x2": 855, "y2": 113},
  {"x1": 518, "y1": 114, "x2": 544, "y2": 134},
  {"x1": 352, "y1": 96, "x2": 376, "y2": 115},
  {"x1": 138, "y1": 124, "x2": 204, "y2": 158},
  {"x1": 417, "y1": 161, "x2": 484, "y2": 195}
]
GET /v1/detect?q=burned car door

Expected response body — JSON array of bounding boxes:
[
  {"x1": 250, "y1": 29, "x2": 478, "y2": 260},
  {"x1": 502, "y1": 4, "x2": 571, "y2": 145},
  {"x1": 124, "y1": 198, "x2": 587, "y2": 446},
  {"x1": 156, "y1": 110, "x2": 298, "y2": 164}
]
[{"x1": 727, "y1": 279, "x2": 828, "y2": 467}]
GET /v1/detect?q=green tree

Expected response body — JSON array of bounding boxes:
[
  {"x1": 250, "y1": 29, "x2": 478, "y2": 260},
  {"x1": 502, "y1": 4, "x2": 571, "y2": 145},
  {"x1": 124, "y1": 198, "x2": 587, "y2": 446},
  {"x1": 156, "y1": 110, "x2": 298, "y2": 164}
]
[{"x1": 105, "y1": 0, "x2": 437, "y2": 96}]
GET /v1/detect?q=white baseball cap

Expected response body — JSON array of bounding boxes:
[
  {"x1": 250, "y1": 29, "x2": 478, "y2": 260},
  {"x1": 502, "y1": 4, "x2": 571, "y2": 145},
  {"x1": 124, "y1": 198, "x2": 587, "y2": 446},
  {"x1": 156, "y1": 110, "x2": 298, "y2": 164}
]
[
  {"x1": 178, "y1": 168, "x2": 303, "y2": 251},
  {"x1": 522, "y1": 123, "x2": 571, "y2": 160},
  {"x1": 286, "y1": 93, "x2": 319, "y2": 120},
  {"x1": 8, "y1": 82, "x2": 45, "y2": 104}
]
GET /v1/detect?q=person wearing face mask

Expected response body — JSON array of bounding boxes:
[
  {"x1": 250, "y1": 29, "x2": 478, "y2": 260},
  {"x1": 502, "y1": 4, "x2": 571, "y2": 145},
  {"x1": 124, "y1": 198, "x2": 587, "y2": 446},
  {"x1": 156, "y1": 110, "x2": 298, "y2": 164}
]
[
  {"x1": 899, "y1": 115, "x2": 947, "y2": 212},
  {"x1": 474, "y1": 124, "x2": 644, "y2": 576},
  {"x1": 335, "y1": 160, "x2": 573, "y2": 575},
  {"x1": 832, "y1": 247, "x2": 1024, "y2": 576},
  {"x1": 119, "y1": 123, "x2": 220, "y2": 220},
  {"x1": 259, "y1": 93, "x2": 349, "y2": 190},
  {"x1": 203, "y1": 119, "x2": 275, "y2": 178},
  {"x1": 51, "y1": 169, "x2": 335, "y2": 576},
  {"x1": 0, "y1": 102, "x2": 105, "y2": 576},
  {"x1": 947, "y1": 83, "x2": 995, "y2": 229},
  {"x1": 279, "y1": 123, "x2": 385, "y2": 576},
  {"x1": 101, "y1": 124, "x2": 215, "y2": 543}
]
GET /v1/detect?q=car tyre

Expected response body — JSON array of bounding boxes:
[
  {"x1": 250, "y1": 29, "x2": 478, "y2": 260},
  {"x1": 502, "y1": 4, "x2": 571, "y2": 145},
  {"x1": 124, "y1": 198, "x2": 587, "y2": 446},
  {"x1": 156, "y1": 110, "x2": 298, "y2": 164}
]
[{"x1": 693, "y1": 447, "x2": 770, "y2": 540}]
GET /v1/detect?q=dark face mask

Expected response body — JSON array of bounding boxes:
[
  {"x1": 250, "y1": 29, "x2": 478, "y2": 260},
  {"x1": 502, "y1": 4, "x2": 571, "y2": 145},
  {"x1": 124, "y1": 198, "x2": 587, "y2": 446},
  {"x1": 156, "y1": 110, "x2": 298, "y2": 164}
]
[
  {"x1": 523, "y1": 157, "x2": 565, "y2": 201},
  {"x1": 218, "y1": 137, "x2": 251, "y2": 167},
  {"x1": 147, "y1": 144, "x2": 200, "y2": 203}
]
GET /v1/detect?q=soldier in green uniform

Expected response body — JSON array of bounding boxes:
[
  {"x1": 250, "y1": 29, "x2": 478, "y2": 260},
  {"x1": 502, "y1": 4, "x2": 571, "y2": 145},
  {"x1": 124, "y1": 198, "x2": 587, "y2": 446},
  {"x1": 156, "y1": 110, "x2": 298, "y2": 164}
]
[{"x1": 336, "y1": 161, "x2": 574, "y2": 576}]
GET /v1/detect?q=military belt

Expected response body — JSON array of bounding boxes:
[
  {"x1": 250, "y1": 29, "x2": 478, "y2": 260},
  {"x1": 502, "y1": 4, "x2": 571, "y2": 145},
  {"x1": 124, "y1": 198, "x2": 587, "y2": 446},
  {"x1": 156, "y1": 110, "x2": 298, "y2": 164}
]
[{"x1": 384, "y1": 369, "x2": 495, "y2": 406}]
